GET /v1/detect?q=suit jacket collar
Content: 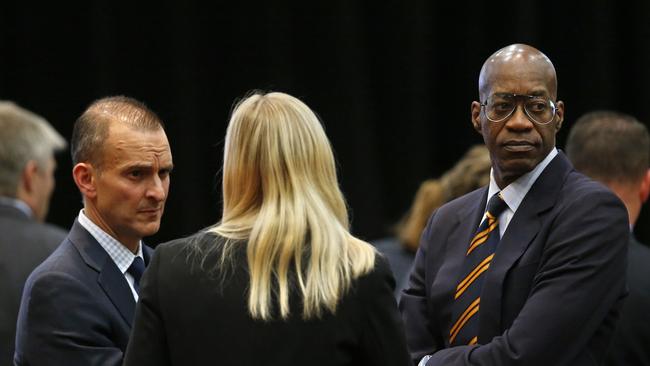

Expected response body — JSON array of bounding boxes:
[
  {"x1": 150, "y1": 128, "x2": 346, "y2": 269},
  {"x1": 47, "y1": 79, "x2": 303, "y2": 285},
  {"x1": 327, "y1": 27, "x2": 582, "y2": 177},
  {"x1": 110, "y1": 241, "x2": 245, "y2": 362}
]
[
  {"x1": 67, "y1": 219, "x2": 154, "y2": 327},
  {"x1": 0, "y1": 200, "x2": 32, "y2": 222},
  {"x1": 478, "y1": 152, "x2": 573, "y2": 340}
]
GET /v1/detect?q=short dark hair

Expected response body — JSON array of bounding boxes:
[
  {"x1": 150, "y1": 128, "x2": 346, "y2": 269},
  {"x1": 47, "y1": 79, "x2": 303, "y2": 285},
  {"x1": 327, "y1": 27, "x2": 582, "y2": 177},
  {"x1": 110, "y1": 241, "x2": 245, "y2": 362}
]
[
  {"x1": 71, "y1": 96, "x2": 164, "y2": 167},
  {"x1": 566, "y1": 110, "x2": 650, "y2": 184}
]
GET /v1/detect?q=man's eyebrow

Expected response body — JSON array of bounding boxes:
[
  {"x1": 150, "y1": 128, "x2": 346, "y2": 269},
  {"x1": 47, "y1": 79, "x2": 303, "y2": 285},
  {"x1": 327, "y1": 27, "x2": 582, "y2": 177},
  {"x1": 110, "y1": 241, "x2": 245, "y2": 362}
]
[
  {"x1": 492, "y1": 91, "x2": 548, "y2": 98},
  {"x1": 120, "y1": 163, "x2": 154, "y2": 171},
  {"x1": 528, "y1": 90, "x2": 547, "y2": 97}
]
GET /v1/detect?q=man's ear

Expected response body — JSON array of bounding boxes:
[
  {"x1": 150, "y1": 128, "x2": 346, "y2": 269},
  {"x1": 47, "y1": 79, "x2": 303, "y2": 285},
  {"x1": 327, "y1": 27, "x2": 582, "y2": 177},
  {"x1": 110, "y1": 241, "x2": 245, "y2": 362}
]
[
  {"x1": 21, "y1": 160, "x2": 39, "y2": 194},
  {"x1": 554, "y1": 100, "x2": 565, "y2": 132},
  {"x1": 72, "y1": 163, "x2": 97, "y2": 199},
  {"x1": 471, "y1": 101, "x2": 482, "y2": 134},
  {"x1": 640, "y1": 169, "x2": 650, "y2": 203}
]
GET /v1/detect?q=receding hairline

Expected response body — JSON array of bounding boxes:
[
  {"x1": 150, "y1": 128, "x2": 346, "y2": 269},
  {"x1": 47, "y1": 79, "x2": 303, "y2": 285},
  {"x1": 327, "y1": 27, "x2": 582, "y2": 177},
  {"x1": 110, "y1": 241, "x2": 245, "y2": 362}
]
[
  {"x1": 84, "y1": 96, "x2": 164, "y2": 130},
  {"x1": 478, "y1": 44, "x2": 558, "y2": 100},
  {"x1": 71, "y1": 96, "x2": 164, "y2": 166}
]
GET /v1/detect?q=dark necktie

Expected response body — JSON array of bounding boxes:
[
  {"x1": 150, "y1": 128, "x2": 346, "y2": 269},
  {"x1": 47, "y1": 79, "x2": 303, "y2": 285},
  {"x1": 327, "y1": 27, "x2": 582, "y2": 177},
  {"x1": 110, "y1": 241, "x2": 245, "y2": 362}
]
[
  {"x1": 127, "y1": 256, "x2": 145, "y2": 294},
  {"x1": 449, "y1": 192, "x2": 508, "y2": 346}
]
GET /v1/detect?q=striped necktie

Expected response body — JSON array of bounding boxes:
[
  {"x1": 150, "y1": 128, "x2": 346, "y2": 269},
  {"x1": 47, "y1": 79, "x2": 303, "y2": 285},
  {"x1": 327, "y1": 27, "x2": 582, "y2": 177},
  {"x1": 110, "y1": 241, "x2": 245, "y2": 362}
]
[{"x1": 449, "y1": 192, "x2": 508, "y2": 346}]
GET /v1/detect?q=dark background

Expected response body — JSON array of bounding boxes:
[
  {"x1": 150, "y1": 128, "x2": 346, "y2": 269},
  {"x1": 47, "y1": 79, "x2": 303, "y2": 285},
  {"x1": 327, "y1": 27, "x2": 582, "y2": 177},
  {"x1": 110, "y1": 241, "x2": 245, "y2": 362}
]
[{"x1": 2, "y1": 1, "x2": 649, "y2": 246}]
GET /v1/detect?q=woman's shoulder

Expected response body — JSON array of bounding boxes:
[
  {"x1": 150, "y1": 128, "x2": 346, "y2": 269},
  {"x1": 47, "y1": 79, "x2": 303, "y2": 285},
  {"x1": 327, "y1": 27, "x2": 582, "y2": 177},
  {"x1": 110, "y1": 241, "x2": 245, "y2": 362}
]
[
  {"x1": 154, "y1": 229, "x2": 240, "y2": 263},
  {"x1": 351, "y1": 252, "x2": 395, "y2": 297},
  {"x1": 157, "y1": 230, "x2": 216, "y2": 251}
]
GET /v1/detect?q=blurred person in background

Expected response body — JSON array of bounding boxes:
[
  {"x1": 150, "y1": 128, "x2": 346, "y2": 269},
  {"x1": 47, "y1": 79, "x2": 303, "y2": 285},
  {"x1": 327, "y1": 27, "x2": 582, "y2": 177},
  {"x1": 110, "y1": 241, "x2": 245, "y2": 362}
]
[
  {"x1": 374, "y1": 145, "x2": 491, "y2": 298},
  {"x1": 0, "y1": 101, "x2": 67, "y2": 366},
  {"x1": 566, "y1": 110, "x2": 650, "y2": 366}
]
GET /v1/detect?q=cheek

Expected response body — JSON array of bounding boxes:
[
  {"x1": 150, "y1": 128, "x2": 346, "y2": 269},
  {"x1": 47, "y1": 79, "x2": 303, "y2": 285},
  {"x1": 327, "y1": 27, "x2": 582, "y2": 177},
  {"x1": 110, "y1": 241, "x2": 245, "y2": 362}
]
[{"x1": 481, "y1": 123, "x2": 500, "y2": 145}]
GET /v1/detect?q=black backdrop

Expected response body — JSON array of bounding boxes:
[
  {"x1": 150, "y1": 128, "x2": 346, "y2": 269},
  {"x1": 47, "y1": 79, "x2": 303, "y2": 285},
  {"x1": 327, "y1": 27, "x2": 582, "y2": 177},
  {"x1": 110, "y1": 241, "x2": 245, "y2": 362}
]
[{"x1": 2, "y1": 1, "x2": 649, "y2": 246}]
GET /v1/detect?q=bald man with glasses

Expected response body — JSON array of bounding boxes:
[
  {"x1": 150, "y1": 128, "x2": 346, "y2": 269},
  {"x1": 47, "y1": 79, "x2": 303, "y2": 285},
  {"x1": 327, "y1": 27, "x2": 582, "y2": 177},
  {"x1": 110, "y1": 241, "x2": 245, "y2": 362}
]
[{"x1": 400, "y1": 44, "x2": 629, "y2": 366}]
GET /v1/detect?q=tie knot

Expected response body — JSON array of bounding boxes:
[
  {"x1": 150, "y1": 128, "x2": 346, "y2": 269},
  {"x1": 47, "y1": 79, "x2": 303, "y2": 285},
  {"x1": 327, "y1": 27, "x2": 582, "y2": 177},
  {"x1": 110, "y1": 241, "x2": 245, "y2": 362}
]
[
  {"x1": 486, "y1": 192, "x2": 508, "y2": 218},
  {"x1": 127, "y1": 256, "x2": 145, "y2": 283}
]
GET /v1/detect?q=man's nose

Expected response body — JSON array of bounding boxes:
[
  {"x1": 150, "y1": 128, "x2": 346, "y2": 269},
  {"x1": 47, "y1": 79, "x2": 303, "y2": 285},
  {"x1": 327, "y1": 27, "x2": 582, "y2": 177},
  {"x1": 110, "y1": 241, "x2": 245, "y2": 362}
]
[
  {"x1": 146, "y1": 175, "x2": 167, "y2": 201},
  {"x1": 505, "y1": 103, "x2": 534, "y2": 130}
]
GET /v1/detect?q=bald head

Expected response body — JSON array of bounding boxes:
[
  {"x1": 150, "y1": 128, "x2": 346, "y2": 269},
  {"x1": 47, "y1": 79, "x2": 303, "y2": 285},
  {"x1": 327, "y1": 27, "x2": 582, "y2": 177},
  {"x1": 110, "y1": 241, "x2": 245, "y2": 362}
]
[
  {"x1": 71, "y1": 96, "x2": 164, "y2": 168},
  {"x1": 478, "y1": 44, "x2": 558, "y2": 101}
]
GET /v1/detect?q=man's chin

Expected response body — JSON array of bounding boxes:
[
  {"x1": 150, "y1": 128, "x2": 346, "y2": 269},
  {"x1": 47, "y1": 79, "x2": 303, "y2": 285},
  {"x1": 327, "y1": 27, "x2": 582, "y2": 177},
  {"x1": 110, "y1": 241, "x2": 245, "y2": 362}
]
[
  {"x1": 496, "y1": 159, "x2": 539, "y2": 184},
  {"x1": 135, "y1": 222, "x2": 162, "y2": 238}
]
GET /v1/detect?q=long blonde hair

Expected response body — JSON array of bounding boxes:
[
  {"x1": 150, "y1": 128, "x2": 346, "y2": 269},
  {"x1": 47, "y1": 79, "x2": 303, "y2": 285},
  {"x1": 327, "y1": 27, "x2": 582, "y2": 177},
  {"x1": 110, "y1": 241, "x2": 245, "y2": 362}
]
[{"x1": 210, "y1": 92, "x2": 375, "y2": 320}]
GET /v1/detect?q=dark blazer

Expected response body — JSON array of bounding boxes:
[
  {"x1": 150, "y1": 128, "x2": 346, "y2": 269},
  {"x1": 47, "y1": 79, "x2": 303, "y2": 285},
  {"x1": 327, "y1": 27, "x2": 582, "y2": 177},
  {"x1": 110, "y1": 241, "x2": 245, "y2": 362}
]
[
  {"x1": 123, "y1": 232, "x2": 411, "y2": 366},
  {"x1": 13, "y1": 219, "x2": 153, "y2": 366},
  {"x1": 0, "y1": 203, "x2": 66, "y2": 366},
  {"x1": 400, "y1": 152, "x2": 629, "y2": 365},
  {"x1": 605, "y1": 236, "x2": 650, "y2": 366}
]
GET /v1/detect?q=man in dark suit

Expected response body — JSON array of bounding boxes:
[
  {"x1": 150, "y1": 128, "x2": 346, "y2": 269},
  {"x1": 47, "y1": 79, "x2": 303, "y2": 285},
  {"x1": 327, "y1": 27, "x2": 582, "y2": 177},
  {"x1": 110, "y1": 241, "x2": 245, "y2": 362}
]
[
  {"x1": 400, "y1": 44, "x2": 629, "y2": 365},
  {"x1": 14, "y1": 96, "x2": 173, "y2": 366},
  {"x1": 0, "y1": 102, "x2": 67, "y2": 366},
  {"x1": 566, "y1": 110, "x2": 650, "y2": 366}
]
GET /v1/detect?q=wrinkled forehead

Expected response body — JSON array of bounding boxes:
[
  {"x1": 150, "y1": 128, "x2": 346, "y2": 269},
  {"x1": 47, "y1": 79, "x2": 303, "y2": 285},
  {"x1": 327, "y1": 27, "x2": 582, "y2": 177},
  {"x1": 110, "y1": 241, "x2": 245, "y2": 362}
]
[
  {"x1": 479, "y1": 54, "x2": 558, "y2": 101},
  {"x1": 104, "y1": 124, "x2": 172, "y2": 165}
]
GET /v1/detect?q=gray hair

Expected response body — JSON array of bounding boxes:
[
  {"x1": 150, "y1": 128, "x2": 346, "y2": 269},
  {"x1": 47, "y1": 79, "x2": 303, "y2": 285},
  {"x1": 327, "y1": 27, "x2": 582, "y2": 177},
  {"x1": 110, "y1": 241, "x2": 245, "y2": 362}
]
[{"x1": 0, "y1": 102, "x2": 67, "y2": 197}]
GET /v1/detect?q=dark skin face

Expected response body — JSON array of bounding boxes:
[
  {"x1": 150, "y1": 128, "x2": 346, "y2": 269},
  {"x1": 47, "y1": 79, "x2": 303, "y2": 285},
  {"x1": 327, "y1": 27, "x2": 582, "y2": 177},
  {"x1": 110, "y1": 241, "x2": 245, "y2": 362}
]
[{"x1": 471, "y1": 45, "x2": 565, "y2": 188}]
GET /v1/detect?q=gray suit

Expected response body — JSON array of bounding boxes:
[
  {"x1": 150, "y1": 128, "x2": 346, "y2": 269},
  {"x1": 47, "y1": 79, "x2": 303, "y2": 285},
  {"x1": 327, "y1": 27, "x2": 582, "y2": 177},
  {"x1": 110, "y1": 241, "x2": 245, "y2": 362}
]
[{"x1": 0, "y1": 202, "x2": 66, "y2": 366}]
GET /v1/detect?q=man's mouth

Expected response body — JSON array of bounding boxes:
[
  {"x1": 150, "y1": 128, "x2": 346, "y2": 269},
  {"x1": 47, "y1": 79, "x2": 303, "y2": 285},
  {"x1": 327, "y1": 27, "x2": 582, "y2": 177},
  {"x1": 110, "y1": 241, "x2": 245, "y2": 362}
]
[
  {"x1": 503, "y1": 140, "x2": 536, "y2": 152},
  {"x1": 138, "y1": 207, "x2": 161, "y2": 214}
]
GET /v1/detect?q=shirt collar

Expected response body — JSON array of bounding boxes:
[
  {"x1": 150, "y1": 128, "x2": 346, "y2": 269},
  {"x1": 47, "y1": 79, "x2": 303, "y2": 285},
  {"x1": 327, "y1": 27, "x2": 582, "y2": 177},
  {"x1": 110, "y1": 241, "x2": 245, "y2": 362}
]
[
  {"x1": 487, "y1": 148, "x2": 558, "y2": 214},
  {"x1": 77, "y1": 209, "x2": 143, "y2": 274},
  {"x1": 0, "y1": 196, "x2": 34, "y2": 218}
]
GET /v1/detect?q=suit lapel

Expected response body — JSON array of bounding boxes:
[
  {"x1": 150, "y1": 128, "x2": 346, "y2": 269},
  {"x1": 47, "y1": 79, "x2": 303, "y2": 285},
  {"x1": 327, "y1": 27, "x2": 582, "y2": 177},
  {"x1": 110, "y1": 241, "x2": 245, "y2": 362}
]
[
  {"x1": 479, "y1": 153, "x2": 573, "y2": 341},
  {"x1": 68, "y1": 220, "x2": 137, "y2": 327},
  {"x1": 449, "y1": 189, "x2": 488, "y2": 254}
]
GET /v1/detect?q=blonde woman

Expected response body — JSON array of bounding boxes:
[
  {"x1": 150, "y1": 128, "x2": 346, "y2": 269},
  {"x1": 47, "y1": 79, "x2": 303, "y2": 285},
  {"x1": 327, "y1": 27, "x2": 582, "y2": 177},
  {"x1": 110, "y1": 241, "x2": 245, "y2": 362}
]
[{"x1": 124, "y1": 92, "x2": 410, "y2": 366}]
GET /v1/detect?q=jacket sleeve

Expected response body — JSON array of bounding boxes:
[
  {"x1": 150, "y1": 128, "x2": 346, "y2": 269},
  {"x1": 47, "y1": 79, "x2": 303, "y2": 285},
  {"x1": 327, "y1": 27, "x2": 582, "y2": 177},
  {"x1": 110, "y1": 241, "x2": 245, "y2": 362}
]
[
  {"x1": 14, "y1": 271, "x2": 123, "y2": 366},
  {"x1": 399, "y1": 211, "x2": 445, "y2": 365},
  {"x1": 423, "y1": 189, "x2": 629, "y2": 365},
  {"x1": 123, "y1": 246, "x2": 171, "y2": 366}
]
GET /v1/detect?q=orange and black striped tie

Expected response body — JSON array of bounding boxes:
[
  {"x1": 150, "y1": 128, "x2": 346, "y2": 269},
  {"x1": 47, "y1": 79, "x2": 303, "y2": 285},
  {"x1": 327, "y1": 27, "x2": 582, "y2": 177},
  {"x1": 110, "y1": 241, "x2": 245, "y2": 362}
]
[{"x1": 449, "y1": 192, "x2": 508, "y2": 346}]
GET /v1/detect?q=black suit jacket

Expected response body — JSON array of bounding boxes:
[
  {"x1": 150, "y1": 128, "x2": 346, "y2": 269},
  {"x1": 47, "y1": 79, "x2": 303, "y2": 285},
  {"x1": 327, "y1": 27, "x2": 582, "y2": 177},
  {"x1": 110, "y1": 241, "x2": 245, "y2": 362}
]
[
  {"x1": 400, "y1": 152, "x2": 629, "y2": 365},
  {"x1": 123, "y1": 232, "x2": 411, "y2": 366},
  {"x1": 0, "y1": 203, "x2": 66, "y2": 366},
  {"x1": 14, "y1": 219, "x2": 153, "y2": 366},
  {"x1": 604, "y1": 236, "x2": 650, "y2": 366}
]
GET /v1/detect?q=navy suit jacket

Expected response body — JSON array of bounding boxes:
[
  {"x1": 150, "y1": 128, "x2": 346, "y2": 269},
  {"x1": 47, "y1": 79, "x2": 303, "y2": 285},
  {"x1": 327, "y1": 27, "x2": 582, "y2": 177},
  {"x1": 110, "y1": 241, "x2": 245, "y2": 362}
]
[
  {"x1": 400, "y1": 152, "x2": 629, "y2": 365},
  {"x1": 14, "y1": 219, "x2": 153, "y2": 366}
]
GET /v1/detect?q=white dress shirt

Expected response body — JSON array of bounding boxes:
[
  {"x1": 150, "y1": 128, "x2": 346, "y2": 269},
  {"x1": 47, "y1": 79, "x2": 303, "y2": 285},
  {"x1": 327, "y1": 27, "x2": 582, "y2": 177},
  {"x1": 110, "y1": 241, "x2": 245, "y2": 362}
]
[{"x1": 484, "y1": 148, "x2": 558, "y2": 236}]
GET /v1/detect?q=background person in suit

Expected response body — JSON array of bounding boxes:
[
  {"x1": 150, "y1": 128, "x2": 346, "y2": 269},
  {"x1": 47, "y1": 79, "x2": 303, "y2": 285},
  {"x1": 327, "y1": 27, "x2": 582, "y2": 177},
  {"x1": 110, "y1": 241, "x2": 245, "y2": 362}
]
[
  {"x1": 566, "y1": 110, "x2": 650, "y2": 366},
  {"x1": 0, "y1": 101, "x2": 67, "y2": 366},
  {"x1": 400, "y1": 44, "x2": 629, "y2": 365},
  {"x1": 123, "y1": 91, "x2": 411, "y2": 366},
  {"x1": 374, "y1": 144, "x2": 491, "y2": 298},
  {"x1": 14, "y1": 96, "x2": 173, "y2": 366}
]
